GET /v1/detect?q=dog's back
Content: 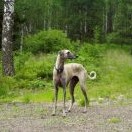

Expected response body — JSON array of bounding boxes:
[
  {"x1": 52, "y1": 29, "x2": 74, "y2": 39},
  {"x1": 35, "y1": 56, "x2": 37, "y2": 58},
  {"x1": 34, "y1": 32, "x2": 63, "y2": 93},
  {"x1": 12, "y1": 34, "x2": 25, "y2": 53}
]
[{"x1": 64, "y1": 63, "x2": 87, "y2": 80}]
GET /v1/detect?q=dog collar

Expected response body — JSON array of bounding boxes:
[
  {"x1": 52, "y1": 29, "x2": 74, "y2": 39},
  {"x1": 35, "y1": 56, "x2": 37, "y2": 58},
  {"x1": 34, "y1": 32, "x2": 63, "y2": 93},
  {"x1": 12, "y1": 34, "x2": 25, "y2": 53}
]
[{"x1": 54, "y1": 66, "x2": 64, "y2": 73}]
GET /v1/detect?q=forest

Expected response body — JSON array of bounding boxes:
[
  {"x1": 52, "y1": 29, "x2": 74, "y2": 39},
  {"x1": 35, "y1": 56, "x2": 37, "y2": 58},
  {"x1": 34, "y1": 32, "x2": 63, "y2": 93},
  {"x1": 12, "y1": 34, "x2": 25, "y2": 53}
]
[
  {"x1": 0, "y1": 0, "x2": 132, "y2": 103},
  {"x1": 0, "y1": 0, "x2": 132, "y2": 48}
]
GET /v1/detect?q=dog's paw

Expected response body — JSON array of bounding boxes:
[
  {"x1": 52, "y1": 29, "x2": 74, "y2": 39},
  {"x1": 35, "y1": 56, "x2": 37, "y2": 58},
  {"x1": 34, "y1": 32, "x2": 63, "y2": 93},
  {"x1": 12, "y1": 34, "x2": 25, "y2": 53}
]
[
  {"x1": 62, "y1": 112, "x2": 66, "y2": 117},
  {"x1": 67, "y1": 109, "x2": 71, "y2": 113},
  {"x1": 62, "y1": 110, "x2": 67, "y2": 117},
  {"x1": 51, "y1": 112, "x2": 56, "y2": 116},
  {"x1": 82, "y1": 110, "x2": 87, "y2": 113},
  {"x1": 65, "y1": 109, "x2": 70, "y2": 113}
]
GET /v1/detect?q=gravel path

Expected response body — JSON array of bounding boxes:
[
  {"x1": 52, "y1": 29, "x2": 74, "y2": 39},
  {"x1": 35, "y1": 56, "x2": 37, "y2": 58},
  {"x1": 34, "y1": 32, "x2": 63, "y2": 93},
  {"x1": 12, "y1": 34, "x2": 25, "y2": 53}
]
[{"x1": 0, "y1": 102, "x2": 132, "y2": 132}]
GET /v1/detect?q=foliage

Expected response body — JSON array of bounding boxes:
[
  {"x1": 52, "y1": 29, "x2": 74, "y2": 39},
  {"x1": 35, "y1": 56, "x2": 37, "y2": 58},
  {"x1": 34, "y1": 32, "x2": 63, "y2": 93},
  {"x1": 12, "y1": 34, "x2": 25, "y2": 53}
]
[
  {"x1": 106, "y1": 32, "x2": 132, "y2": 45},
  {"x1": 1, "y1": 0, "x2": 132, "y2": 47},
  {"x1": 76, "y1": 43, "x2": 105, "y2": 74},
  {"x1": 0, "y1": 44, "x2": 132, "y2": 103},
  {"x1": 24, "y1": 30, "x2": 73, "y2": 54},
  {"x1": 14, "y1": 53, "x2": 54, "y2": 89},
  {"x1": 112, "y1": 0, "x2": 132, "y2": 44},
  {"x1": 61, "y1": 0, "x2": 105, "y2": 41},
  {"x1": 0, "y1": 81, "x2": 9, "y2": 97},
  {"x1": 93, "y1": 26, "x2": 102, "y2": 43},
  {"x1": 0, "y1": 77, "x2": 17, "y2": 97},
  {"x1": 106, "y1": 32, "x2": 121, "y2": 44}
]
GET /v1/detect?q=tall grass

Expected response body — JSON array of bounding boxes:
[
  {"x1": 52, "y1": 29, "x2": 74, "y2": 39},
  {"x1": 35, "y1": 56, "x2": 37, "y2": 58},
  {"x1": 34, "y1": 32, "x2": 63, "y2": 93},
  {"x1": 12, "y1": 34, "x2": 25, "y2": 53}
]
[
  {"x1": 0, "y1": 44, "x2": 132, "y2": 103},
  {"x1": 99, "y1": 49, "x2": 132, "y2": 98}
]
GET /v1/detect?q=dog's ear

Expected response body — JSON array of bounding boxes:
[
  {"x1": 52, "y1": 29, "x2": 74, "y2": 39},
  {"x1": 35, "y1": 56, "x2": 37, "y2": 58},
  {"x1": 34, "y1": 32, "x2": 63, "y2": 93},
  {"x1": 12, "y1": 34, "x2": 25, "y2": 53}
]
[
  {"x1": 58, "y1": 50, "x2": 61, "y2": 54},
  {"x1": 58, "y1": 50, "x2": 64, "y2": 56}
]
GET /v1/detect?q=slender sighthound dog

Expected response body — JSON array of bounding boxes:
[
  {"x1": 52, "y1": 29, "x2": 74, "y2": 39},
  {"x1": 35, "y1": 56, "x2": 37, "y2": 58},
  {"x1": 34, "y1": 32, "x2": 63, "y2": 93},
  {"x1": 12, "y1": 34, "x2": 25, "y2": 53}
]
[{"x1": 52, "y1": 50, "x2": 96, "y2": 116}]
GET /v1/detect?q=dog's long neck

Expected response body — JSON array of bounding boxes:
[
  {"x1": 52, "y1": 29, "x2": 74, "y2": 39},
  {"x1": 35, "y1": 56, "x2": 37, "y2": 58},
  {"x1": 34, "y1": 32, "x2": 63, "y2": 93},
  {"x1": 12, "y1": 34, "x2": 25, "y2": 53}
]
[{"x1": 55, "y1": 54, "x2": 65, "y2": 73}]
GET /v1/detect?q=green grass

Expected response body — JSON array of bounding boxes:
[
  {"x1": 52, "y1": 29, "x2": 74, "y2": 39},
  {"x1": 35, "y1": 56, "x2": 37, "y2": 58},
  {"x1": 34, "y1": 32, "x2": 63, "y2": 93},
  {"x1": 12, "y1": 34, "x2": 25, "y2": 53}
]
[
  {"x1": 108, "y1": 117, "x2": 121, "y2": 124},
  {"x1": 100, "y1": 49, "x2": 132, "y2": 98},
  {"x1": 0, "y1": 44, "x2": 132, "y2": 103},
  {"x1": 16, "y1": 89, "x2": 54, "y2": 103}
]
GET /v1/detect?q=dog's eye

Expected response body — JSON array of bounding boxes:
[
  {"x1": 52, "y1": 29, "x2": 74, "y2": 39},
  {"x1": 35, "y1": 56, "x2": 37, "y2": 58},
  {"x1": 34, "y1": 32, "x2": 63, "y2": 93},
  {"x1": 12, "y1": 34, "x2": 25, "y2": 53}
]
[{"x1": 67, "y1": 51, "x2": 70, "y2": 54}]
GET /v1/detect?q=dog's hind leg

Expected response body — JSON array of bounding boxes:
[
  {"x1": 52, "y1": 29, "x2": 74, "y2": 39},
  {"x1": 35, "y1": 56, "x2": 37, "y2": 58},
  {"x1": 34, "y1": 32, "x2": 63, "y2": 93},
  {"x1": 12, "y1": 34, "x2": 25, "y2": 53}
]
[
  {"x1": 62, "y1": 87, "x2": 66, "y2": 117},
  {"x1": 79, "y1": 80, "x2": 89, "y2": 113},
  {"x1": 61, "y1": 78, "x2": 67, "y2": 117},
  {"x1": 68, "y1": 76, "x2": 79, "y2": 112}
]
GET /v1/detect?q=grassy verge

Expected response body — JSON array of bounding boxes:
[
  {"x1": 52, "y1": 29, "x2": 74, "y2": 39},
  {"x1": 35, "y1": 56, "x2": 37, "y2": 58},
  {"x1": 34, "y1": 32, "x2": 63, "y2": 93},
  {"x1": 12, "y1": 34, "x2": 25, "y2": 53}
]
[{"x1": 0, "y1": 44, "x2": 132, "y2": 103}]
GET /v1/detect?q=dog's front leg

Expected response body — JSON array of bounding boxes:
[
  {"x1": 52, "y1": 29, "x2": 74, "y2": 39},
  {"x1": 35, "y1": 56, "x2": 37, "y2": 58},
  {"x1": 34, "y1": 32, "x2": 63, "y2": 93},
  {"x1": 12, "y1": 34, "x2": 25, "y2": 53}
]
[
  {"x1": 61, "y1": 78, "x2": 67, "y2": 117},
  {"x1": 63, "y1": 87, "x2": 66, "y2": 117},
  {"x1": 52, "y1": 85, "x2": 58, "y2": 116}
]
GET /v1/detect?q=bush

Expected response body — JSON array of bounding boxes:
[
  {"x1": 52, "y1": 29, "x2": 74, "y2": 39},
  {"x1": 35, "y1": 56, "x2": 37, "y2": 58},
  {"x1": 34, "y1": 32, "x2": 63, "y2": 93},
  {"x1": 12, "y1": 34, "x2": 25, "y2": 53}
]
[
  {"x1": 93, "y1": 26, "x2": 101, "y2": 43},
  {"x1": 14, "y1": 53, "x2": 54, "y2": 90},
  {"x1": 15, "y1": 52, "x2": 32, "y2": 71},
  {"x1": 0, "y1": 77, "x2": 17, "y2": 97},
  {"x1": 0, "y1": 83, "x2": 9, "y2": 97},
  {"x1": 76, "y1": 43, "x2": 105, "y2": 69},
  {"x1": 15, "y1": 52, "x2": 54, "y2": 81},
  {"x1": 24, "y1": 29, "x2": 73, "y2": 54},
  {"x1": 106, "y1": 33, "x2": 120, "y2": 44},
  {"x1": 106, "y1": 32, "x2": 132, "y2": 45}
]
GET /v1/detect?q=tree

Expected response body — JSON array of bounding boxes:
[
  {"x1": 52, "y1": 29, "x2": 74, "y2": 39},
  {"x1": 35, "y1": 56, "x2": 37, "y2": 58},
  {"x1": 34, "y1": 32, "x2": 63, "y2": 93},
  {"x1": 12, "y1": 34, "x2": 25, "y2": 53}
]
[
  {"x1": 0, "y1": 1, "x2": 4, "y2": 48},
  {"x1": 2, "y1": 0, "x2": 15, "y2": 76},
  {"x1": 114, "y1": 0, "x2": 132, "y2": 39},
  {"x1": 4, "y1": 0, "x2": 131, "y2": 45},
  {"x1": 61, "y1": 0, "x2": 104, "y2": 42},
  {"x1": 106, "y1": 0, "x2": 132, "y2": 44}
]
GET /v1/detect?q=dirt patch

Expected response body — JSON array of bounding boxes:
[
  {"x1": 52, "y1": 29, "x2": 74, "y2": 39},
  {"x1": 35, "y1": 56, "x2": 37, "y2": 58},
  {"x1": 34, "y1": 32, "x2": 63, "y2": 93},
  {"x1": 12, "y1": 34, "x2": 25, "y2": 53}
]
[{"x1": 0, "y1": 102, "x2": 132, "y2": 132}]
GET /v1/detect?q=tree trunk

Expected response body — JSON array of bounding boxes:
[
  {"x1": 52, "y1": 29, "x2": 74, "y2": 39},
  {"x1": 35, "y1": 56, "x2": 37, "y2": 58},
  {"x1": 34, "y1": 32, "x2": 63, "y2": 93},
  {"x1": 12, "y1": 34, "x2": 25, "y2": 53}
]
[
  {"x1": 2, "y1": 0, "x2": 15, "y2": 76},
  {"x1": 0, "y1": 1, "x2": 4, "y2": 49},
  {"x1": 20, "y1": 24, "x2": 24, "y2": 52}
]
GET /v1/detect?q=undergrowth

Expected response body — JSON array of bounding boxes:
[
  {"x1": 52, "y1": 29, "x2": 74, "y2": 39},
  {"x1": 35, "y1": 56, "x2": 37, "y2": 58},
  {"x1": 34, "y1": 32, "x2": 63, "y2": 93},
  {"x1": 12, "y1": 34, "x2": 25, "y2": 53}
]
[{"x1": 0, "y1": 44, "x2": 132, "y2": 103}]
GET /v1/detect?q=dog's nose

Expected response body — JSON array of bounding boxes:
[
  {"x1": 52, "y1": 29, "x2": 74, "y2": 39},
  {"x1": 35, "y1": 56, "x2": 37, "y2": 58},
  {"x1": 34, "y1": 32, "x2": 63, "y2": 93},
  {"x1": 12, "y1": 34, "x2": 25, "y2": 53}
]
[{"x1": 75, "y1": 55, "x2": 79, "y2": 58}]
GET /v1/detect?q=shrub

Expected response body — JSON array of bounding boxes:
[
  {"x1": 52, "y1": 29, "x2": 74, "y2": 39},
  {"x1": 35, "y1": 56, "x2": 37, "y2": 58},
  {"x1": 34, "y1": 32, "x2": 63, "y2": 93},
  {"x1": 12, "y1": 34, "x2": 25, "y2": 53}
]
[
  {"x1": 15, "y1": 52, "x2": 32, "y2": 71},
  {"x1": 76, "y1": 44, "x2": 105, "y2": 69},
  {"x1": 28, "y1": 79, "x2": 46, "y2": 89},
  {"x1": 0, "y1": 83, "x2": 9, "y2": 97},
  {"x1": 106, "y1": 32, "x2": 132, "y2": 45},
  {"x1": 15, "y1": 53, "x2": 53, "y2": 81},
  {"x1": 0, "y1": 77, "x2": 17, "y2": 97},
  {"x1": 14, "y1": 53, "x2": 54, "y2": 89},
  {"x1": 24, "y1": 29, "x2": 73, "y2": 54},
  {"x1": 106, "y1": 33, "x2": 119, "y2": 44},
  {"x1": 93, "y1": 26, "x2": 101, "y2": 43}
]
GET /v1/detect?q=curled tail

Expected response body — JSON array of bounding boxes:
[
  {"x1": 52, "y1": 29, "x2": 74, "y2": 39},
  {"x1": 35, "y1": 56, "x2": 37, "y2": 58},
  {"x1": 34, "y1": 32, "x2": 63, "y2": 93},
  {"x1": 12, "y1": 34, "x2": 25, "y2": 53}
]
[{"x1": 88, "y1": 71, "x2": 96, "y2": 80}]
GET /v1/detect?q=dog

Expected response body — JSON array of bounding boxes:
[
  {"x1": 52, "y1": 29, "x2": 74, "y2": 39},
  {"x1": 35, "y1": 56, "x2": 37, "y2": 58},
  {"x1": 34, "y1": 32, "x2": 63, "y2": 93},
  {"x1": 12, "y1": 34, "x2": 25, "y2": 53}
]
[{"x1": 52, "y1": 49, "x2": 96, "y2": 116}]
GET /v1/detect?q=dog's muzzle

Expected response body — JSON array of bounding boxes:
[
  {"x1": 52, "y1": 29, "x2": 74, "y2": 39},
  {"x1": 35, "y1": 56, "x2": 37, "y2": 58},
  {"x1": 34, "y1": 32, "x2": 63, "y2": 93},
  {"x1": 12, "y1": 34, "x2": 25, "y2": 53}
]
[{"x1": 68, "y1": 54, "x2": 78, "y2": 59}]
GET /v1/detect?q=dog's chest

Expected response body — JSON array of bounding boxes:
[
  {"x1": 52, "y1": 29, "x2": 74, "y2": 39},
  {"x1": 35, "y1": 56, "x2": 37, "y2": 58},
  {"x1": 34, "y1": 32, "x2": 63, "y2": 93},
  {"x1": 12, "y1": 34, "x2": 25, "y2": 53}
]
[{"x1": 54, "y1": 72, "x2": 69, "y2": 87}]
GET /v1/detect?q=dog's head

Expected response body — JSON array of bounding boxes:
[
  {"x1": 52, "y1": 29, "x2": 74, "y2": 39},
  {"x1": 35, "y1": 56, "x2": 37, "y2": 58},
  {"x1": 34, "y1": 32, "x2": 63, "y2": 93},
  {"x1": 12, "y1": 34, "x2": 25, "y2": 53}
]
[{"x1": 58, "y1": 50, "x2": 78, "y2": 59}]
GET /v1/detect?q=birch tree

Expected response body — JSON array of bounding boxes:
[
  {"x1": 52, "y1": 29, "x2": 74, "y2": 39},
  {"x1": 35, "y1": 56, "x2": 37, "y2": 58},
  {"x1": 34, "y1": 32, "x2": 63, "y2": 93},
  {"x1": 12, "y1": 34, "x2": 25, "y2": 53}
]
[{"x1": 2, "y1": 0, "x2": 15, "y2": 76}]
